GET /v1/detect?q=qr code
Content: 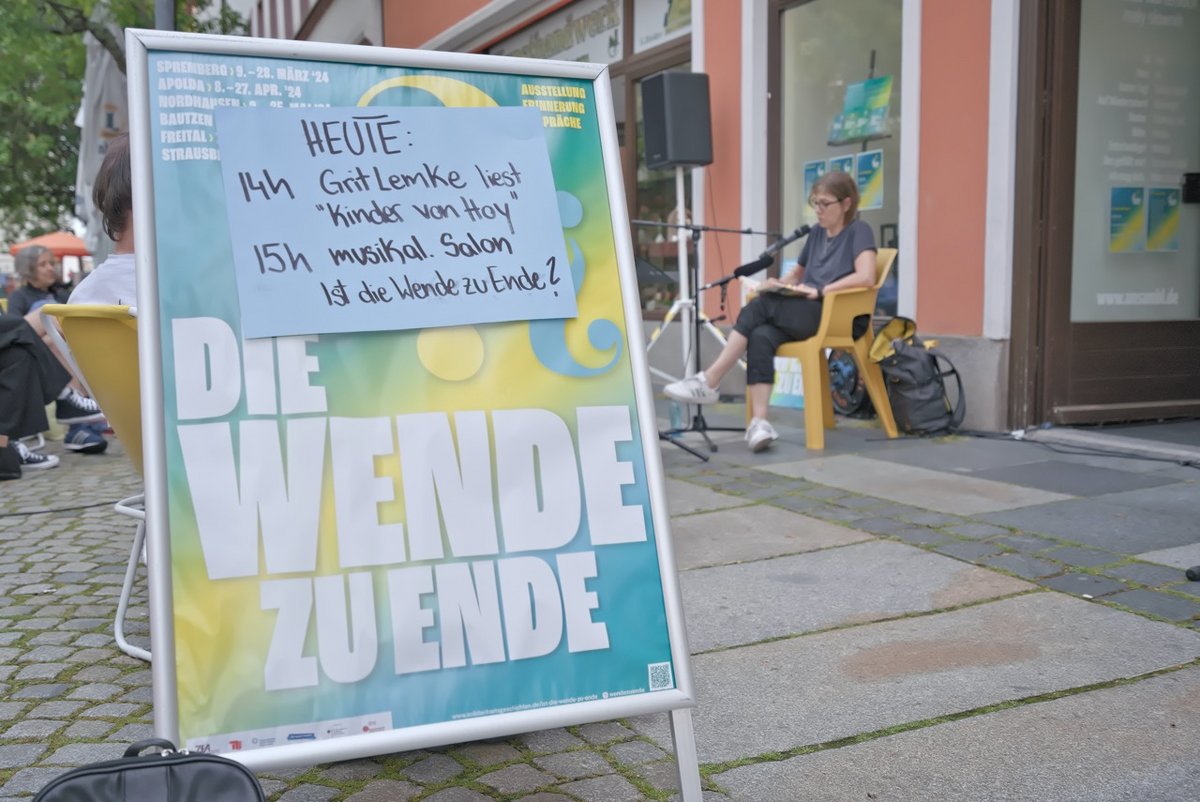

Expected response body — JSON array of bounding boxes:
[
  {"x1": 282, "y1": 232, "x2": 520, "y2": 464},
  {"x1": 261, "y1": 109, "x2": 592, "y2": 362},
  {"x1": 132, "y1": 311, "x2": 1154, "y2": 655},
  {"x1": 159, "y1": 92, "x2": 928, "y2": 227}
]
[{"x1": 647, "y1": 662, "x2": 674, "y2": 691}]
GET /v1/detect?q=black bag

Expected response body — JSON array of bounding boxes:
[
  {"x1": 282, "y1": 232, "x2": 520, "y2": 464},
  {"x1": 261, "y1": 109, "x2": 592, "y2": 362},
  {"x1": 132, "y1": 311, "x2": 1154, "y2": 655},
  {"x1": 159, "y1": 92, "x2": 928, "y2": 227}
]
[
  {"x1": 871, "y1": 318, "x2": 965, "y2": 435},
  {"x1": 33, "y1": 739, "x2": 265, "y2": 802}
]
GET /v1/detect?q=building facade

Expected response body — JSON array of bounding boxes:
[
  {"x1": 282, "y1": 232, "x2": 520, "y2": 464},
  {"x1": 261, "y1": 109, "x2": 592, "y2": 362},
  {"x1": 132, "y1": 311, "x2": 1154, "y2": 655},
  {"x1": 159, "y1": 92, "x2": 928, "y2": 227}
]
[{"x1": 246, "y1": 0, "x2": 1199, "y2": 430}]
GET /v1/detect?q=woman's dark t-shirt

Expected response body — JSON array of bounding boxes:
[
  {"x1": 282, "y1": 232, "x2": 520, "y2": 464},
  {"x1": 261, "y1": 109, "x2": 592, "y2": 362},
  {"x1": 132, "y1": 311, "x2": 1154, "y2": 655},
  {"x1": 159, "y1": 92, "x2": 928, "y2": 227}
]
[{"x1": 797, "y1": 218, "x2": 876, "y2": 291}]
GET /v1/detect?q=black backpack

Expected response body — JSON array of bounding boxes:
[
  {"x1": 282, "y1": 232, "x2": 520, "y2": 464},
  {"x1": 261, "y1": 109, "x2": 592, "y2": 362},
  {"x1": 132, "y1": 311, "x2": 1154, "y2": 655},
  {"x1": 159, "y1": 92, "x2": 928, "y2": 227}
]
[
  {"x1": 870, "y1": 317, "x2": 965, "y2": 435},
  {"x1": 33, "y1": 739, "x2": 265, "y2": 802}
]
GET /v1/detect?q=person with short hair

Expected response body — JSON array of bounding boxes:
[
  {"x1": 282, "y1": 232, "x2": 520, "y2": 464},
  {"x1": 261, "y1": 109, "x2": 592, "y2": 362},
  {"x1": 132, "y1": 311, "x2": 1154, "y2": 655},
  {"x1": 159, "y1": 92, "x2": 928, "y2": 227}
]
[
  {"x1": 6, "y1": 246, "x2": 70, "y2": 318},
  {"x1": 71, "y1": 134, "x2": 136, "y2": 306},
  {"x1": 664, "y1": 171, "x2": 878, "y2": 452}
]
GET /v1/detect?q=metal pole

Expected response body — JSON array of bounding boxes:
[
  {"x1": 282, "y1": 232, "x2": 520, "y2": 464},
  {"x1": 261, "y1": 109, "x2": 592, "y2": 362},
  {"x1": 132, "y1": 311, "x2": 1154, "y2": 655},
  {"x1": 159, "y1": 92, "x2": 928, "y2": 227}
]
[
  {"x1": 155, "y1": 0, "x2": 174, "y2": 31},
  {"x1": 675, "y1": 165, "x2": 692, "y2": 378}
]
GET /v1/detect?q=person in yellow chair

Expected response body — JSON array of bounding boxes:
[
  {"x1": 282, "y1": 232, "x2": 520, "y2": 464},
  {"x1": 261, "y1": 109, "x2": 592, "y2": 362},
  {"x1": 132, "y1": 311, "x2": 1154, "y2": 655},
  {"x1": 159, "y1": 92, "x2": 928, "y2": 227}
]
[
  {"x1": 664, "y1": 172, "x2": 877, "y2": 451},
  {"x1": 71, "y1": 134, "x2": 136, "y2": 306}
]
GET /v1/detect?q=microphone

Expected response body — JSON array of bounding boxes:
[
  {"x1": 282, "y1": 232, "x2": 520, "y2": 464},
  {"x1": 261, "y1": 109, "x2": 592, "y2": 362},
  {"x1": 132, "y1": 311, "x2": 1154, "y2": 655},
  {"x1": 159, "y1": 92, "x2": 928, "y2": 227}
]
[
  {"x1": 760, "y1": 225, "x2": 812, "y2": 258},
  {"x1": 699, "y1": 254, "x2": 775, "y2": 290},
  {"x1": 696, "y1": 225, "x2": 811, "y2": 291}
]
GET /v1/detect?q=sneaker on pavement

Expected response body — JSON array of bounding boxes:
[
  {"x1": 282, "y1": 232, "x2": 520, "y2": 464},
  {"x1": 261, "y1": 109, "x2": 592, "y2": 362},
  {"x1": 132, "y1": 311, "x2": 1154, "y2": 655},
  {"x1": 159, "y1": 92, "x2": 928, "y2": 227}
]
[
  {"x1": 745, "y1": 418, "x2": 778, "y2": 452},
  {"x1": 0, "y1": 444, "x2": 20, "y2": 480},
  {"x1": 55, "y1": 389, "x2": 105, "y2": 424},
  {"x1": 14, "y1": 441, "x2": 59, "y2": 470},
  {"x1": 664, "y1": 373, "x2": 719, "y2": 405},
  {"x1": 64, "y1": 423, "x2": 109, "y2": 454}
]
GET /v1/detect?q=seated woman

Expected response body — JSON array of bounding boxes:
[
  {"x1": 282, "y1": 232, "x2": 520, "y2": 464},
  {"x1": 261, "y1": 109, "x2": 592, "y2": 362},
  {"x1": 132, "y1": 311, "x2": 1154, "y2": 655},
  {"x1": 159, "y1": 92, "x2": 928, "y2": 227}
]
[
  {"x1": 6, "y1": 246, "x2": 71, "y2": 319},
  {"x1": 664, "y1": 171, "x2": 877, "y2": 452},
  {"x1": 5, "y1": 247, "x2": 108, "y2": 454}
]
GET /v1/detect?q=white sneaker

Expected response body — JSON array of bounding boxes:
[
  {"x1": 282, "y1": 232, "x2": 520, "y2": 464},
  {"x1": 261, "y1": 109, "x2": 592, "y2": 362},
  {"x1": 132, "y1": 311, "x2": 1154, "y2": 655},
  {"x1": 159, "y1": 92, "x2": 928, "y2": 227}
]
[
  {"x1": 745, "y1": 418, "x2": 778, "y2": 452},
  {"x1": 14, "y1": 441, "x2": 59, "y2": 470},
  {"x1": 664, "y1": 373, "x2": 719, "y2": 405}
]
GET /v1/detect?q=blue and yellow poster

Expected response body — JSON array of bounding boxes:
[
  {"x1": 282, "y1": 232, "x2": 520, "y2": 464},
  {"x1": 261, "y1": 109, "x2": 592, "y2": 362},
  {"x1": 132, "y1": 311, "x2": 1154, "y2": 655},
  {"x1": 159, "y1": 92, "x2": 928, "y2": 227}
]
[
  {"x1": 136, "y1": 40, "x2": 683, "y2": 759},
  {"x1": 1147, "y1": 187, "x2": 1180, "y2": 252},
  {"x1": 769, "y1": 356, "x2": 805, "y2": 410},
  {"x1": 1109, "y1": 187, "x2": 1146, "y2": 253},
  {"x1": 829, "y1": 154, "x2": 855, "y2": 178},
  {"x1": 829, "y1": 75, "x2": 892, "y2": 146},
  {"x1": 803, "y1": 160, "x2": 827, "y2": 224},
  {"x1": 856, "y1": 150, "x2": 884, "y2": 211}
]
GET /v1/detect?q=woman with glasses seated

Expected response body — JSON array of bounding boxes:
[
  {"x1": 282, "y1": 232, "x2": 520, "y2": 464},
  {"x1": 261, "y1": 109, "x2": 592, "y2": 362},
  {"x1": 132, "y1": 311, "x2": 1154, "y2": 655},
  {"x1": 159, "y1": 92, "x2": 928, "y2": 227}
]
[{"x1": 664, "y1": 171, "x2": 877, "y2": 452}]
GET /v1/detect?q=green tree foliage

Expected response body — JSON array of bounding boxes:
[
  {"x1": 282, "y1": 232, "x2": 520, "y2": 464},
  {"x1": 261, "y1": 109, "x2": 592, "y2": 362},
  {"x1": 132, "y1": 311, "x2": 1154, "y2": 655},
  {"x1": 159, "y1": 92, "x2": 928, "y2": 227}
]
[{"x1": 0, "y1": 1, "x2": 246, "y2": 239}]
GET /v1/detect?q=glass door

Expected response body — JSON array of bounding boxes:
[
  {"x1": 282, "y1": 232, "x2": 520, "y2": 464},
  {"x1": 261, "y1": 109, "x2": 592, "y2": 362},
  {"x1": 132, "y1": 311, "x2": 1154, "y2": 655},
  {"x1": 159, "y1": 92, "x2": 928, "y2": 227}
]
[{"x1": 1039, "y1": 0, "x2": 1200, "y2": 423}]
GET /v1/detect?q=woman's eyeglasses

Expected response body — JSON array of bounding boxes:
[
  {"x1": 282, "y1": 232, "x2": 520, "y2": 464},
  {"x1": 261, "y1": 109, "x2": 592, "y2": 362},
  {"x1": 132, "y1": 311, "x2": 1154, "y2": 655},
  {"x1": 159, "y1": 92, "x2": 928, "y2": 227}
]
[{"x1": 809, "y1": 198, "x2": 843, "y2": 211}]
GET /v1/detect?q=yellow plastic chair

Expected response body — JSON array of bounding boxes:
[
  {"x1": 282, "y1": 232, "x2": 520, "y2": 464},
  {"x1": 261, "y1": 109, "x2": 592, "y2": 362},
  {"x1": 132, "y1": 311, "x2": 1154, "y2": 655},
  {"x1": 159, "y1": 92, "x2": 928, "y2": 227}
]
[
  {"x1": 747, "y1": 248, "x2": 900, "y2": 450},
  {"x1": 40, "y1": 304, "x2": 149, "y2": 662}
]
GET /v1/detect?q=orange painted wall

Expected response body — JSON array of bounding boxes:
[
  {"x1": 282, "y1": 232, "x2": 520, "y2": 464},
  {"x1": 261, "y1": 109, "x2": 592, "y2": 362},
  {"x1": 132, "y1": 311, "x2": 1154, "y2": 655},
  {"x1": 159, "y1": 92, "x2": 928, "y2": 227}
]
[
  {"x1": 702, "y1": 0, "x2": 743, "y2": 320},
  {"x1": 384, "y1": 1, "x2": 490, "y2": 49},
  {"x1": 916, "y1": 0, "x2": 990, "y2": 336}
]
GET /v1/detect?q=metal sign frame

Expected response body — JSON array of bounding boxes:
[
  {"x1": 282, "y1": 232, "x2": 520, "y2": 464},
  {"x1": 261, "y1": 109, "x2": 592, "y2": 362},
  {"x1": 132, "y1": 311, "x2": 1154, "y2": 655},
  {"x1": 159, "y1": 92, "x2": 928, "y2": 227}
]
[{"x1": 125, "y1": 29, "x2": 700, "y2": 795}]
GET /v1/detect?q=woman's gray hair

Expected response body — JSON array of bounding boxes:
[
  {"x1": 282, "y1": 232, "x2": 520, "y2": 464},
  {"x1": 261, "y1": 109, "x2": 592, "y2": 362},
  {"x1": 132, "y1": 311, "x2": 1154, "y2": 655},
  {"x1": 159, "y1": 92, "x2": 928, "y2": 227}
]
[{"x1": 13, "y1": 245, "x2": 51, "y2": 284}]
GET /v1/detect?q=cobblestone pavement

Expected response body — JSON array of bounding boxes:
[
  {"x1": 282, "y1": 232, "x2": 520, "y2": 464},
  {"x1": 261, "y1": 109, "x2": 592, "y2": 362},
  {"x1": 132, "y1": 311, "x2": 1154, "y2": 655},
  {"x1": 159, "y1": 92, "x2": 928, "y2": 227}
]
[{"x1": 2, "y1": 411, "x2": 1199, "y2": 801}]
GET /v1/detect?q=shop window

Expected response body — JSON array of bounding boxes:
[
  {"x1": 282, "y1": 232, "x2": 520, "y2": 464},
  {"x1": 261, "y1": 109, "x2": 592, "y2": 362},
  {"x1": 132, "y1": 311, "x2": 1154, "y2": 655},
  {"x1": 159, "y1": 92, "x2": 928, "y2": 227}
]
[
  {"x1": 633, "y1": 0, "x2": 692, "y2": 53},
  {"x1": 1069, "y1": 0, "x2": 1198, "y2": 323},
  {"x1": 779, "y1": 0, "x2": 902, "y2": 316}
]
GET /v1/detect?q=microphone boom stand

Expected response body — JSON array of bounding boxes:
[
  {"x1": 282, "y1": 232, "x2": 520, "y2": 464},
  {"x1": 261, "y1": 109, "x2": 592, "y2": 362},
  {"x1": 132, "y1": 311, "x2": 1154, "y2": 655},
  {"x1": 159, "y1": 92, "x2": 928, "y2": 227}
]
[{"x1": 637, "y1": 219, "x2": 811, "y2": 460}]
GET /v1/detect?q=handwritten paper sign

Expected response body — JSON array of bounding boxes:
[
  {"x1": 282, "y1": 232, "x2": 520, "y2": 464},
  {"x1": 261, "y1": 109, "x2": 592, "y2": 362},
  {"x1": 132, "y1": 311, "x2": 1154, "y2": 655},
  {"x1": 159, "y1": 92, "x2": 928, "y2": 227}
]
[{"x1": 215, "y1": 106, "x2": 576, "y2": 338}]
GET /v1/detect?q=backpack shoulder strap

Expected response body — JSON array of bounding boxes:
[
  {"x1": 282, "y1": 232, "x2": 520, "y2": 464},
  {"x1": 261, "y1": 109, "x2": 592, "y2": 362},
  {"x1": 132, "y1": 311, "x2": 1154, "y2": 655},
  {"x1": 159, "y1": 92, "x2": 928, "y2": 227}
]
[{"x1": 929, "y1": 350, "x2": 966, "y2": 429}]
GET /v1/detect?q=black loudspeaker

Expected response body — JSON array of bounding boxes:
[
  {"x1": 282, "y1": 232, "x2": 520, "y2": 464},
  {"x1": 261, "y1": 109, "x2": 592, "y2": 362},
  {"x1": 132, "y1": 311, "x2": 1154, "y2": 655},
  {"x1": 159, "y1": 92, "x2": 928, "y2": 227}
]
[{"x1": 643, "y1": 72, "x2": 713, "y2": 170}]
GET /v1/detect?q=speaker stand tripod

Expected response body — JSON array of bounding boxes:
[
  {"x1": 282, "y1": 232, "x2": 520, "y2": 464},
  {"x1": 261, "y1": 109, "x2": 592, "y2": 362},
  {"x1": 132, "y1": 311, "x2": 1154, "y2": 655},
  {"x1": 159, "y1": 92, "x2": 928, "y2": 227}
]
[{"x1": 657, "y1": 169, "x2": 753, "y2": 459}]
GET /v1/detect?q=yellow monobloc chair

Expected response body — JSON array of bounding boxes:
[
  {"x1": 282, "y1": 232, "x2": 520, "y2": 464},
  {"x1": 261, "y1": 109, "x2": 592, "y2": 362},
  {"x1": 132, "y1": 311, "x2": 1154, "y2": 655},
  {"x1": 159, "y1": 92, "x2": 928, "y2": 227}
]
[
  {"x1": 748, "y1": 248, "x2": 900, "y2": 450},
  {"x1": 41, "y1": 304, "x2": 149, "y2": 662}
]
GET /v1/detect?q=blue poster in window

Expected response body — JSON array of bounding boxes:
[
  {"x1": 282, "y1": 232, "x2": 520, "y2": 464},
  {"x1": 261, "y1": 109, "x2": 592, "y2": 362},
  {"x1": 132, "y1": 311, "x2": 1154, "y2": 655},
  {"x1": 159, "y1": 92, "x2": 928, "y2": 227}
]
[
  {"x1": 1109, "y1": 187, "x2": 1145, "y2": 253},
  {"x1": 1147, "y1": 187, "x2": 1180, "y2": 252}
]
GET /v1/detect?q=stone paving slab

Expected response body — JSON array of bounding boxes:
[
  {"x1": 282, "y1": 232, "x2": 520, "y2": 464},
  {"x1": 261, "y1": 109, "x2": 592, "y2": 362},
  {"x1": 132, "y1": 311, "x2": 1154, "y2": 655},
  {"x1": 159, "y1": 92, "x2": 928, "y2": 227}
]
[
  {"x1": 681, "y1": 540, "x2": 1032, "y2": 652},
  {"x1": 1104, "y1": 589, "x2": 1200, "y2": 622},
  {"x1": 1136, "y1": 543, "x2": 1200, "y2": 569},
  {"x1": 759, "y1": 455, "x2": 1072, "y2": 515},
  {"x1": 668, "y1": 505, "x2": 869, "y2": 572},
  {"x1": 968, "y1": 459, "x2": 1181, "y2": 497},
  {"x1": 713, "y1": 666, "x2": 1200, "y2": 802},
  {"x1": 630, "y1": 593, "x2": 1200, "y2": 763},
  {"x1": 867, "y1": 438, "x2": 1053, "y2": 473},
  {"x1": 663, "y1": 479, "x2": 748, "y2": 517},
  {"x1": 980, "y1": 497, "x2": 1196, "y2": 553},
  {"x1": 671, "y1": 414, "x2": 918, "y2": 468},
  {"x1": 1095, "y1": 480, "x2": 1200, "y2": 519}
]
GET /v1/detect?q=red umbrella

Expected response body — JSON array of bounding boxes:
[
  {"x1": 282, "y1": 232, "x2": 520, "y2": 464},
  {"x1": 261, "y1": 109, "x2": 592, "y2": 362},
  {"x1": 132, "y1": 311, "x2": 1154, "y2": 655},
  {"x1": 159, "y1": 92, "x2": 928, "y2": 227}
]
[{"x1": 9, "y1": 231, "x2": 90, "y2": 257}]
